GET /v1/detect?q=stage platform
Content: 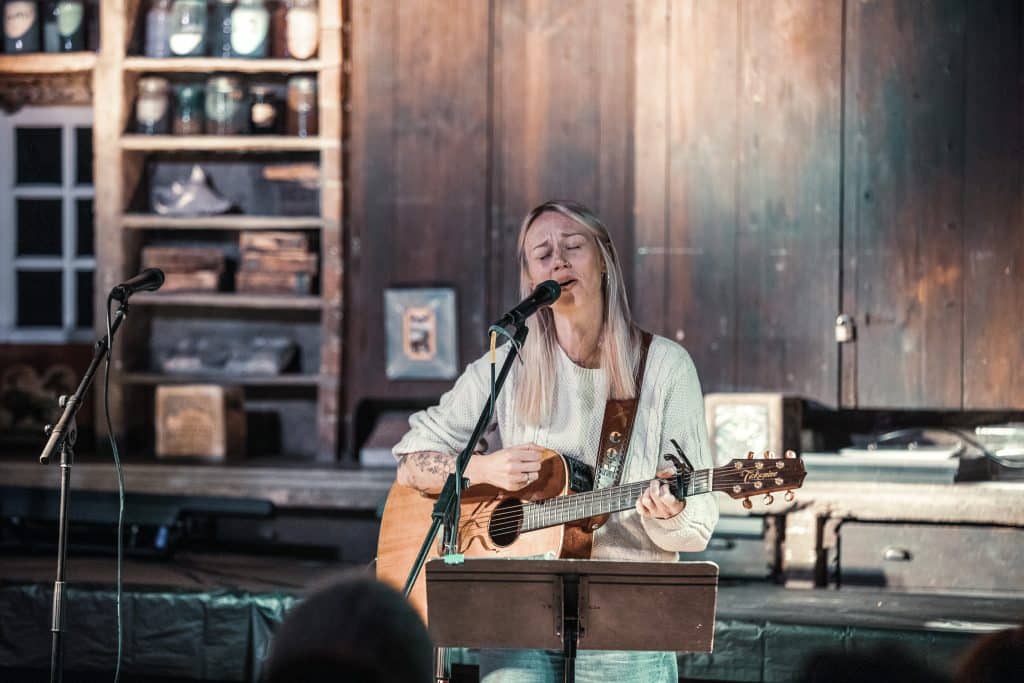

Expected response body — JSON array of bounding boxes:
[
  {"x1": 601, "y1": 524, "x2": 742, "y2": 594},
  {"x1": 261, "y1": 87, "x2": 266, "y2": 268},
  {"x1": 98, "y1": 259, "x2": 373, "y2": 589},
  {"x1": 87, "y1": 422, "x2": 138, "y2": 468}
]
[{"x1": 1, "y1": 553, "x2": 1019, "y2": 682}]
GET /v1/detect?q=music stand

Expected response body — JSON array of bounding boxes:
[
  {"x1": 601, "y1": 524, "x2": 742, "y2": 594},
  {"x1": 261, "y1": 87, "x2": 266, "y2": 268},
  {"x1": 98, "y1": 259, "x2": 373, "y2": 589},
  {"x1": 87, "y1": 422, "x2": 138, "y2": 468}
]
[{"x1": 425, "y1": 559, "x2": 718, "y2": 683}]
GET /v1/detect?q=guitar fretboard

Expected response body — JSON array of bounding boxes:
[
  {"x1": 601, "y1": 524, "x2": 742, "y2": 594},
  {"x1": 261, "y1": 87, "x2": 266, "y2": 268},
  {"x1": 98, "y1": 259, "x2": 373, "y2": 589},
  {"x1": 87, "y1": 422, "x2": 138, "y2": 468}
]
[{"x1": 521, "y1": 469, "x2": 712, "y2": 532}]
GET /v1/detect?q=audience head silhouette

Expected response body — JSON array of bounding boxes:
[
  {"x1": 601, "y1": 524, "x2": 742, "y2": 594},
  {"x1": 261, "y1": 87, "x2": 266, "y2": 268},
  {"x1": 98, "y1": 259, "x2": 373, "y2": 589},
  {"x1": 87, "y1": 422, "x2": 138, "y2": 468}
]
[
  {"x1": 955, "y1": 625, "x2": 1024, "y2": 683},
  {"x1": 262, "y1": 571, "x2": 433, "y2": 683},
  {"x1": 798, "y1": 644, "x2": 948, "y2": 683}
]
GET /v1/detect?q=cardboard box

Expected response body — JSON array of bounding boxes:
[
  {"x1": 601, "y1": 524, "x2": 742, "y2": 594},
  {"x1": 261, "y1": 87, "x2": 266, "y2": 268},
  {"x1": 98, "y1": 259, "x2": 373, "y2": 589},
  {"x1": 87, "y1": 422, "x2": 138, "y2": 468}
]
[{"x1": 155, "y1": 384, "x2": 246, "y2": 460}]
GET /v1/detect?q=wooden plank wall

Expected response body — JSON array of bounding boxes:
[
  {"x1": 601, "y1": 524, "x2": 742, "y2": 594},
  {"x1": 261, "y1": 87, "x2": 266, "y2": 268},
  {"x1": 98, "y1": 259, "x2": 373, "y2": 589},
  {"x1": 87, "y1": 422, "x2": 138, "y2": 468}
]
[
  {"x1": 346, "y1": 0, "x2": 1024, "y2": 456},
  {"x1": 346, "y1": 0, "x2": 490, "y2": 452},
  {"x1": 737, "y1": 2, "x2": 842, "y2": 401},
  {"x1": 492, "y1": 1, "x2": 634, "y2": 317},
  {"x1": 663, "y1": 0, "x2": 739, "y2": 392},
  {"x1": 635, "y1": 0, "x2": 841, "y2": 402},
  {"x1": 347, "y1": 0, "x2": 633, "y2": 455},
  {"x1": 843, "y1": 0, "x2": 966, "y2": 409},
  {"x1": 962, "y1": 0, "x2": 1024, "y2": 409}
]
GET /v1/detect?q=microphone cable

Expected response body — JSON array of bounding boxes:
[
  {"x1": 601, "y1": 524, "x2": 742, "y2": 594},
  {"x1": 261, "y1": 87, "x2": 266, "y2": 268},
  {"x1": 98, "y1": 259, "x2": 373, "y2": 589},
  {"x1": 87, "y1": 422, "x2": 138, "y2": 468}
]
[{"x1": 104, "y1": 292, "x2": 126, "y2": 683}]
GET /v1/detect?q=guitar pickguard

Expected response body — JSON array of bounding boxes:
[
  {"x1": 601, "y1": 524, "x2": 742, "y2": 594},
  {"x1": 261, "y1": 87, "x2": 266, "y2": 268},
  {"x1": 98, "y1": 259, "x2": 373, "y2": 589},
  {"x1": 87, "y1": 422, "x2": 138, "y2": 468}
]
[{"x1": 566, "y1": 456, "x2": 594, "y2": 493}]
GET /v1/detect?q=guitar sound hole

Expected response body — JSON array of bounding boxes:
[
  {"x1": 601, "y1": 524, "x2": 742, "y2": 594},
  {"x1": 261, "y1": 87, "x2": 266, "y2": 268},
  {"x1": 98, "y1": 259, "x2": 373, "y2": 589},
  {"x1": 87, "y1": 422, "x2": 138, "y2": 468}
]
[{"x1": 489, "y1": 499, "x2": 523, "y2": 547}]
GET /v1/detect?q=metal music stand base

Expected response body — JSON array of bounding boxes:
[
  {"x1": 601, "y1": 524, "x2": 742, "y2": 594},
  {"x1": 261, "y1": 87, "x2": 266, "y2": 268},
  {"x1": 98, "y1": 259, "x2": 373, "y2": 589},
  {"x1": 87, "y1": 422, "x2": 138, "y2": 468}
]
[{"x1": 425, "y1": 559, "x2": 719, "y2": 683}]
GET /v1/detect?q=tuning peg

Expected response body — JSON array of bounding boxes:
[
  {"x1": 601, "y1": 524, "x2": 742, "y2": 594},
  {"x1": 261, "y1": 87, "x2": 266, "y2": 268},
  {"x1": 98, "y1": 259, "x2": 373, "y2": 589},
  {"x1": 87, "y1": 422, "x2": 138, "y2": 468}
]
[
  {"x1": 763, "y1": 450, "x2": 776, "y2": 459},
  {"x1": 43, "y1": 424, "x2": 53, "y2": 436},
  {"x1": 747, "y1": 451, "x2": 755, "y2": 460},
  {"x1": 742, "y1": 497, "x2": 752, "y2": 510},
  {"x1": 785, "y1": 450, "x2": 797, "y2": 459},
  {"x1": 763, "y1": 493, "x2": 774, "y2": 505},
  {"x1": 785, "y1": 490, "x2": 795, "y2": 502}
]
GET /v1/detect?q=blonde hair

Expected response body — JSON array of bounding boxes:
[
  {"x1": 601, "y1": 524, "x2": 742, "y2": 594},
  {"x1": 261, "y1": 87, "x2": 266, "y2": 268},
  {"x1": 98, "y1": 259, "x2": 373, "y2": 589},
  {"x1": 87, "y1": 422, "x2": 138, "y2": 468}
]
[{"x1": 514, "y1": 200, "x2": 641, "y2": 426}]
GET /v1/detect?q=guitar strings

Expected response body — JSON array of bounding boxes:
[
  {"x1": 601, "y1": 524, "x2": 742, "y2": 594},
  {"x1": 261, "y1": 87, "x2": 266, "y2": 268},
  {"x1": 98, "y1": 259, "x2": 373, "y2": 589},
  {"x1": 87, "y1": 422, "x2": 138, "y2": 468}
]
[
  {"x1": 472, "y1": 470, "x2": 800, "y2": 536},
  {"x1": 447, "y1": 462, "x2": 801, "y2": 531},
  {"x1": 484, "y1": 479, "x2": 698, "y2": 535},
  {"x1": 475, "y1": 468, "x2": 794, "y2": 529},
  {"x1": 458, "y1": 477, "x2": 700, "y2": 530},
  {"x1": 482, "y1": 480, "x2": 796, "y2": 537},
  {"x1": 475, "y1": 467, "x2": 793, "y2": 528}
]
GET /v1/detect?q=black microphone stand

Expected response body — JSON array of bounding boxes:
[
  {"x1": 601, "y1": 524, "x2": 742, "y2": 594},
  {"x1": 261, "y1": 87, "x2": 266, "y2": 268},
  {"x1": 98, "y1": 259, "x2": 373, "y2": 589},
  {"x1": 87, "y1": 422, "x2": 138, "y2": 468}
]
[
  {"x1": 402, "y1": 323, "x2": 528, "y2": 683},
  {"x1": 39, "y1": 300, "x2": 129, "y2": 683}
]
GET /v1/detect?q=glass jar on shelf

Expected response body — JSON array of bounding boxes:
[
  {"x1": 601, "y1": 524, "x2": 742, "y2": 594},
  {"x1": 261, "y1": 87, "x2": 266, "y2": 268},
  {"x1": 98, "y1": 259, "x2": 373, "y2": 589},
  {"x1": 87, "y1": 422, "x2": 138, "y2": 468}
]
[
  {"x1": 285, "y1": 75, "x2": 317, "y2": 137},
  {"x1": 207, "y1": 0, "x2": 234, "y2": 58},
  {"x1": 55, "y1": 0, "x2": 84, "y2": 51},
  {"x1": 4, "y1": 1, "x2": 41, "y2": 53},
  {"x1": 229, "y1": 0, "x2": 269, "y2": 59},
  {"x1": 168, "y1": 0, "x2": 206, "y2": 57},
  {"x1": 284, "y1": 0, "x2": 318, "y2": 60},
  {"x1": 249, "y1": 84, "x2": 280, "y2": 135},
  {"x1": 172, "y1": 82, "x2": 205, "y2": 135},
  {"x1": 136, "y1": 76, "x2": 171, "y2": 135},
  {"x1": 205, "y1": 75, "x2": 248, "y2": 135},
  {"x1": 145, "y1": 0, "x2": 173, "y2": 57}
]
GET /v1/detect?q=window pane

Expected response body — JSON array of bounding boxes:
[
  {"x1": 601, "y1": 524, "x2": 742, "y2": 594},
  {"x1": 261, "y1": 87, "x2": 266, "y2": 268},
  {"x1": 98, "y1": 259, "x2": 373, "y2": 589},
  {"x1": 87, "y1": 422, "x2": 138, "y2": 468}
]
[
  {"x1": 77, "y1": 270, "x2": 94, "y2": 329},
  {"x1": 17, "y1": 271, "x2": 63, "y2": 327},
  {"x1": 16, "y1": 128, "x2": 63, "y2": 184},
  {"x1": 76, "y1": 127, "x2": 93, "y2": 185},
  {"x1": 17, "y1": 199, "x2": 63, "y2": 256},
  {"x1": 77, "y1": 198, "x2": 94, "y2": 256}
]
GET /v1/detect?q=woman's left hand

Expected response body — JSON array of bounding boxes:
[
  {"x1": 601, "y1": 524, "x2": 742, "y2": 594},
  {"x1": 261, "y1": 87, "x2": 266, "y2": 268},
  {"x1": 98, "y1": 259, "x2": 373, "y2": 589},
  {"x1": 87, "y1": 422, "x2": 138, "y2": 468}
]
[{"x1": 635, "y1": 469, "x2": 686, "y2": 520}]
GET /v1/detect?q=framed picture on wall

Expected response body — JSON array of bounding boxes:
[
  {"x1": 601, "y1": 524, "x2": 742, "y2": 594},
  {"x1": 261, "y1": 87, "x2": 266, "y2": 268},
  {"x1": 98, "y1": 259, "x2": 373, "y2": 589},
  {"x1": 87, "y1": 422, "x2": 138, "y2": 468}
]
[{"x1": 384, "y1": 288, "x2": 458, "y2": 380}]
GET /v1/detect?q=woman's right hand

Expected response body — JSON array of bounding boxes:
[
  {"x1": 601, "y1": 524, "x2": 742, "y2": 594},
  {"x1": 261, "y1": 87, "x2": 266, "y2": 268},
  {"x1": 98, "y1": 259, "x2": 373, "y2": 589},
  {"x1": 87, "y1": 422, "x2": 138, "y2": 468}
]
[{"x1": 465, "y1": 443, "x2": 546, "y2": 491}]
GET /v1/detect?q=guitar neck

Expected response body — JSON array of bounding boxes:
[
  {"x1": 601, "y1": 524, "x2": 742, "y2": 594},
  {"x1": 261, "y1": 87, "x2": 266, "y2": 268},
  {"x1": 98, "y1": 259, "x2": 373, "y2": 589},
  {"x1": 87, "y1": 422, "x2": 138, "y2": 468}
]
[{"x1": 520, "y1": 469, "x2": 713, "y2": 533}]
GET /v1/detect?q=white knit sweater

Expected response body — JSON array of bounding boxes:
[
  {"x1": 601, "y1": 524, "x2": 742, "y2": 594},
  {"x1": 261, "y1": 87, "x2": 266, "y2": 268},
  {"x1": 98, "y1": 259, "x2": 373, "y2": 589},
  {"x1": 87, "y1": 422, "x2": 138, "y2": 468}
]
[{"x1": 393, "y1": 335, "x2": 723, "y2": 559}]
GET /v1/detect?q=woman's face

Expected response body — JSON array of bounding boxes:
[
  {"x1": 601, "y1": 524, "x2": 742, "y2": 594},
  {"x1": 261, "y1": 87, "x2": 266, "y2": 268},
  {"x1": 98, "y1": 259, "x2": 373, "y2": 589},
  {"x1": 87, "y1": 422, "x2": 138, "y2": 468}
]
[{"x1": 523, "y1": 211, "x2": 605, "y2": 313}]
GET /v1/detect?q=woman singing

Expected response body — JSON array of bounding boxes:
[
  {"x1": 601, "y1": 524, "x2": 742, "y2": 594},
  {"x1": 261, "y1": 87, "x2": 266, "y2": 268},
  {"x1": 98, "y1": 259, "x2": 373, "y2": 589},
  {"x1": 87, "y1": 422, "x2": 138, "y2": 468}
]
[{"x1": 393, "y1": 199, "x2": 721, "y2": 682}]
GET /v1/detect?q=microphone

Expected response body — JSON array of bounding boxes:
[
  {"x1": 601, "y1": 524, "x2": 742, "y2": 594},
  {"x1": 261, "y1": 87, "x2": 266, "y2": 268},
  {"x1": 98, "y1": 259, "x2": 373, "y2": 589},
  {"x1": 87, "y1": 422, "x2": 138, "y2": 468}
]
[
  {"x1": 111, "y1": 268, "x2": 165, "y2": 301},
  {"x1": 491, "y1": 280, "x2": 561, "y2": 329}
]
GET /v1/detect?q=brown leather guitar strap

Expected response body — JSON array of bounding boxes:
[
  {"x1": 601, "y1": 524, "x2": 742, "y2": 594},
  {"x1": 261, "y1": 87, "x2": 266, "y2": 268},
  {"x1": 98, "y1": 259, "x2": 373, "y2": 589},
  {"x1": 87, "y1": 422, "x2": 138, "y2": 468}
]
[{"x1": 592, "y1": 330, "x2": 653, "y2": 496}]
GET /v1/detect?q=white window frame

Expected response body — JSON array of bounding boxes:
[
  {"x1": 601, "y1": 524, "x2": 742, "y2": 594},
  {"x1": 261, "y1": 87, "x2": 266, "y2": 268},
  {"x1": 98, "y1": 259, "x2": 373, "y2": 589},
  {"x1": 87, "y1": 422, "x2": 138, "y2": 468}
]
[{"x1": 0, "y1": 106, "x2": 95, "y2": 343}]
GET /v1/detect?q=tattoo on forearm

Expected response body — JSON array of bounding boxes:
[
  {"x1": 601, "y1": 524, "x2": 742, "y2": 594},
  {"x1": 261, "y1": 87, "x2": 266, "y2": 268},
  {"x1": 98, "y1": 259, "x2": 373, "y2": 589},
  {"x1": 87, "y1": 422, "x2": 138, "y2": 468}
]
[{"x1": 398, "y1": 451, "x2": 455, "y2": 490}]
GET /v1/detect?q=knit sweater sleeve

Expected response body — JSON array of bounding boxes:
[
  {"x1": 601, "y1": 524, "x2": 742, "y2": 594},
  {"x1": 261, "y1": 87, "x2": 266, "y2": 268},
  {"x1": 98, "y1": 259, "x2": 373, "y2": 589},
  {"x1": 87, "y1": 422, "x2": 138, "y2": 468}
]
[
  {"x1": 391, "y1": 350, "x2": 501, "y2": 458},
  {"x1": 639, "y1": 343, "x2": 720, "y2": 553}
]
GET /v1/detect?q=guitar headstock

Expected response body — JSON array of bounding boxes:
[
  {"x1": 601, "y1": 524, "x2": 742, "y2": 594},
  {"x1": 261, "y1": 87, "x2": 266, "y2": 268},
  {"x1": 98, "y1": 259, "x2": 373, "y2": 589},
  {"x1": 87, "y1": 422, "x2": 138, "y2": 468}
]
[{"x1": 714, "y1": 450, "x2": 807, "y2": 509}]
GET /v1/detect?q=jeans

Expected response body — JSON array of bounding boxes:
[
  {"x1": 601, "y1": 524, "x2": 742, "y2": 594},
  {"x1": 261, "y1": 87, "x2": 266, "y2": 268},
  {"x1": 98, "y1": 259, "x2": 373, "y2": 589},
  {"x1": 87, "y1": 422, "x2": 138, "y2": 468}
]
[{"x1": 478, "y1": 648, "x2": 678, "y2": 683}]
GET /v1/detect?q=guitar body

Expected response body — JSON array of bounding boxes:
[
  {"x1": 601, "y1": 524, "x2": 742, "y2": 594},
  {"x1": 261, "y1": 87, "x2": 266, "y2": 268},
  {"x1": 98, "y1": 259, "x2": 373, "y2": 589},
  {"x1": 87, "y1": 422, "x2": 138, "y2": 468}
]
[{"x1": 376, "y1": 449, "x2": 597, "y2": 621}]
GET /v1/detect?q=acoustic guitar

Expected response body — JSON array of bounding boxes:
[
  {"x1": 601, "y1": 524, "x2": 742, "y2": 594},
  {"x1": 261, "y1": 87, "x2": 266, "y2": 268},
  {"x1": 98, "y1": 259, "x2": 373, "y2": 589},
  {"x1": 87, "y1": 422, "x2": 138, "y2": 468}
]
[{"x1": 377, "y1": 448, "x2": 806, "y2": 620}]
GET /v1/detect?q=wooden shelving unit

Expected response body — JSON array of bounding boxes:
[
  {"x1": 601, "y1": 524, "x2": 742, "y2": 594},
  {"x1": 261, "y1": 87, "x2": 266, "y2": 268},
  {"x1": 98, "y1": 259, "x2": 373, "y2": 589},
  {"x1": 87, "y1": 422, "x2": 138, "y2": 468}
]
[
  {"x1": 130, "y1": 292, "x2": 323, "y2": 309},
  {"x1": 123, "y1": 57, "x2": 321, "y2": 73},
  {"x1": 119, "y1": 373, "x2": 322, "y2": 387},
  {"x1": 0, "y1": 53, "x2": 97, "y2": 74},
  {"x1": 121, "y1": 214, "x2": 324, "y2": 230},
  {"x1": 120, "y1": 134, "x2": 329, "y2": 152},
  {"x1": 94, "y1": 2, "x2": 345, "y2": 462}
]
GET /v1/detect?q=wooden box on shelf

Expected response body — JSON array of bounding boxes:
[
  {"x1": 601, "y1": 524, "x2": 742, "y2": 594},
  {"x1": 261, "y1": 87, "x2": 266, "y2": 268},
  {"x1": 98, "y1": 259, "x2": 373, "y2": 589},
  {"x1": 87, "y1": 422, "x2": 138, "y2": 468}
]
[
  {"x1": 155, "y1": 384, "x2": 246, "y2": 461},
  {"x1": 237, "y1": 230, "x2": 316, "y2": 294},
  {"x1": 236, "y1": 270, "x2": 313, "y2": 294},
  {"x1": 142, "y1": 245, "x2": 226, "y2": 293},
  {"x1": 239, "y1": 231, "x2": 309, "y2": 252}
]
